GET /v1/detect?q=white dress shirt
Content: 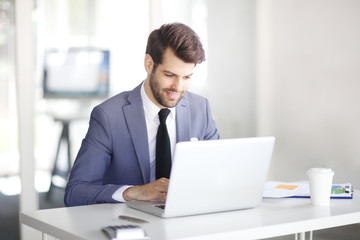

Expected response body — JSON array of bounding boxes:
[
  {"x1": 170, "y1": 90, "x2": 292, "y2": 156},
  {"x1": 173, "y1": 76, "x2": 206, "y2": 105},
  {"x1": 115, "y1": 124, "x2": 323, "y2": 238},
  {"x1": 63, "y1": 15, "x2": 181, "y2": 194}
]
[{"x1": 112, "y1": 82, "x2": 176, "y2": 202}]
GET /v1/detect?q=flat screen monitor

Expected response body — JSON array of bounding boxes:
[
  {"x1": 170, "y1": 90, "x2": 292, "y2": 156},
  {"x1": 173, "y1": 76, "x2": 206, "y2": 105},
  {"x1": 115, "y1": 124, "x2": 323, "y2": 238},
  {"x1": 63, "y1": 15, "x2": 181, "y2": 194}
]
[{"x1": 43, "y1": 48, "x2": 110, "y2": 98}]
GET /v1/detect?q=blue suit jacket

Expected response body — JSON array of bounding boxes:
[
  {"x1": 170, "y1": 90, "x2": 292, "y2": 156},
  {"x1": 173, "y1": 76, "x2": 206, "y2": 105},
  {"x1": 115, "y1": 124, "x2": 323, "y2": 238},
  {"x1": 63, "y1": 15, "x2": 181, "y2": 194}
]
[{"x1": 64, "y1": 83, "x2": 219, "y2": 206}]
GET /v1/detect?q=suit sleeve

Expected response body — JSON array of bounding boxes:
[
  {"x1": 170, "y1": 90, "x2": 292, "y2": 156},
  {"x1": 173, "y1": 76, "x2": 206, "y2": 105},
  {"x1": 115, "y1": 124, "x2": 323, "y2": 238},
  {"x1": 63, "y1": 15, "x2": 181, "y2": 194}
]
[{"x1": 64, "y1": 106, "x2": 121, "y2": 206}]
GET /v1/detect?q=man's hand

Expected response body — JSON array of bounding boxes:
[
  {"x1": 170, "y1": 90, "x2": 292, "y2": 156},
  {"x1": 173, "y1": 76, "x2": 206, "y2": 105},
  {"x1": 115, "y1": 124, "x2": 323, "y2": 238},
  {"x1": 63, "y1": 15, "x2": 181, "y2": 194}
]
[{"x1": 123, "y1": 178, "x2": 169, "y2": 202}]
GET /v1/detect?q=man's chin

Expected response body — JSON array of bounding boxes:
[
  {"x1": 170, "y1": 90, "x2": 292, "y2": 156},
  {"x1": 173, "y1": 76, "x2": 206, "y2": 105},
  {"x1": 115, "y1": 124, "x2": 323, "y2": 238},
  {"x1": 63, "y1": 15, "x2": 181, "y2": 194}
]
[
  {"x1": 162, "y1": 103, "x2": 176, "y2": 108},
  {"x1": 162, "y1": 98, "x2": 178, "y2": 107},
  {"x1": 157, "y1": 94, "x2": 183, "y2": 108}
]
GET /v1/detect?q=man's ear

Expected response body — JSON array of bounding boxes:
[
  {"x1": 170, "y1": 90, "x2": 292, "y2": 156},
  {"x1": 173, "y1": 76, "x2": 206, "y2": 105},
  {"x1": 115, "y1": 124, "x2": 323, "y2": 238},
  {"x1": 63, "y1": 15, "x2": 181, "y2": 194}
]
[{"x1": 144, "y1": 54, "x2": 154, "y2": 74}]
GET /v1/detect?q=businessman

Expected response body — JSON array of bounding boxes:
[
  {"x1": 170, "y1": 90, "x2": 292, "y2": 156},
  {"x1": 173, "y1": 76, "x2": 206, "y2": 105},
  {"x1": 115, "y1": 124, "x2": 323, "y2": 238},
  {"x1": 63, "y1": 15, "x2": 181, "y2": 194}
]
[{"x1": 64, "y1": 23, "x2": 219, "y2": 206}]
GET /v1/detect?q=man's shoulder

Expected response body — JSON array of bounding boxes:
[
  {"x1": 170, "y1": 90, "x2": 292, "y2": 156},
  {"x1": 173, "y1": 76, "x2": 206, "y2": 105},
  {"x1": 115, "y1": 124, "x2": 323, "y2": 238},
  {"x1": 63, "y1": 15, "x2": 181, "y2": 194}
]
[
  {"x1": 95, "y1": 91, "x2": 130, "y2": 111},
  {"x1": 184, "y1": 90, "x2": 202, "y2": 98},
  {"x1": 102, "y1": 91, "x2": 131, "y2": 104},
  {"x1": 95, "y1": 83, "x2": 142, "y2": 111},
  {"x1": 181, "y1": 91, "x2": 208, "y2": 106}
]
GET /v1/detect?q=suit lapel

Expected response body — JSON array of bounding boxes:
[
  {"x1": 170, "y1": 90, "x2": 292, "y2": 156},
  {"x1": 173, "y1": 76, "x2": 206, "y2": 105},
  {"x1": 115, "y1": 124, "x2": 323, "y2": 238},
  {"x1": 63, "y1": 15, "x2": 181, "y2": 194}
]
[
  {"x1": 122, "y1": 85, "x2": 192, "y2": 183},
  {"x1": 176, "y1": 94, "x2": 191, "y2": 142},
  {"x1": 123, "y1": 84, "x2": 150, "y2": 183}
]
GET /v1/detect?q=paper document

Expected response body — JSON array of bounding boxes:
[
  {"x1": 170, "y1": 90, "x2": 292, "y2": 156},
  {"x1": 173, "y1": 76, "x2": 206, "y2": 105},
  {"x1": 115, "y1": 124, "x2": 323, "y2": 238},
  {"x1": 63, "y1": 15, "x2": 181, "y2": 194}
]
[{"x1": 263, "y1": 181, "x2": 353, "y2": 199}]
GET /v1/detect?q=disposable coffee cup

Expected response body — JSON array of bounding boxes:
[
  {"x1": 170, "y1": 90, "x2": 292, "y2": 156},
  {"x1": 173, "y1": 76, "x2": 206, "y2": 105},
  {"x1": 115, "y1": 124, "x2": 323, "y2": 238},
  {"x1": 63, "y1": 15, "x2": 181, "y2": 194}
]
[{"x1": 306, "y1": 168, "x2": 334, "y2": 206}]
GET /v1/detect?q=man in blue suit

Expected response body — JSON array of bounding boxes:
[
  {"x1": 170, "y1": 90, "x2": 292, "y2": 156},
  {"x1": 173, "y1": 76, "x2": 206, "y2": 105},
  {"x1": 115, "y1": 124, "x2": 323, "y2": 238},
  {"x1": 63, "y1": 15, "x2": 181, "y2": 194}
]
[{"x1": 65, "y1": 23, "x2": 219, "y2": 206}]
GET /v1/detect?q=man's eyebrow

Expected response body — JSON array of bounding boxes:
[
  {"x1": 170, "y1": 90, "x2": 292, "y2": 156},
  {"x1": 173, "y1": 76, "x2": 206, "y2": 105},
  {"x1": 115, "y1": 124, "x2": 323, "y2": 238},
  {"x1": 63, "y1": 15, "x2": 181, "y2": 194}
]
[
  {"x1": 163, "y1": 70, "x2": 193, "y2": 77},
  {"x1": 163, "y1": 70, "x2": 175, "y2": 75}
]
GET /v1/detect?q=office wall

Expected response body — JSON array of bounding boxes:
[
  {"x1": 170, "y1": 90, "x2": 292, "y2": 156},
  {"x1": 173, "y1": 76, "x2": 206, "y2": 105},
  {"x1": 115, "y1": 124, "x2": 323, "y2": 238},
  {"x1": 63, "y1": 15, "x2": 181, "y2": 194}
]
[
  {"x1": 205, "y1": 0, "x2": 257, "y2": 138},
  {"x1": 257, "y1": 0, "x2": 360, "y2": 187},
  {"x1": 205, "y1": 0, "x2": 360, "y2": 188}
]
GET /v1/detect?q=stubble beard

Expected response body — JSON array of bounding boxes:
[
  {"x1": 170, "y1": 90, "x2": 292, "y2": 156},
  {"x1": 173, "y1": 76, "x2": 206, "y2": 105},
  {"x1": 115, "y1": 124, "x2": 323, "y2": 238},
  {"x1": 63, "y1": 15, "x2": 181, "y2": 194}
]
[{"x1": 149, "y1": 71, "x2": 184, "y2": 108}]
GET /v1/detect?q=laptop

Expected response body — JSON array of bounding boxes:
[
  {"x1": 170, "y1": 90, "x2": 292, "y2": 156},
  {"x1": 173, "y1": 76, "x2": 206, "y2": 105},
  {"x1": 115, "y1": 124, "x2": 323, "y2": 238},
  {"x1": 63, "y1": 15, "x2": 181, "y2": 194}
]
[{"x1": 126, "y1": 136, "x2": 275, "y2": 218}]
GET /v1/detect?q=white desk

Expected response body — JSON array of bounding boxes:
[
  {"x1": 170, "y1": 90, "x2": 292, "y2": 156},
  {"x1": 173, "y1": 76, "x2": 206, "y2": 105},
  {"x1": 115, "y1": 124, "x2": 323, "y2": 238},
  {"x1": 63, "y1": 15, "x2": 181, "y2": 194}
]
[{"x1": 20, "y1": 191, "x2": 360, "y2": 240}]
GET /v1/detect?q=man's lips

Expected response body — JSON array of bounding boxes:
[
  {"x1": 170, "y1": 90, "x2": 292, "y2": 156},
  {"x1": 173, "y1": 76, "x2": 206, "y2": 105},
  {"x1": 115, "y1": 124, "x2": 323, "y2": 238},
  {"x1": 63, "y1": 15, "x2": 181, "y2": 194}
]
[{"x1": 166, "y1": 91, "x2": 181, "y2": 100}]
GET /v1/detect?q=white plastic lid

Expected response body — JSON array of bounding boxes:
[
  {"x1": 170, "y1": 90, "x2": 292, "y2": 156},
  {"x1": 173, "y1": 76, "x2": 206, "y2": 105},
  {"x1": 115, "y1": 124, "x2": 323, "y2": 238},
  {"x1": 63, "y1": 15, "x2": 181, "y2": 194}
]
[{"x1": 307, "y1": 168, "x2": 334, "y2": 174}]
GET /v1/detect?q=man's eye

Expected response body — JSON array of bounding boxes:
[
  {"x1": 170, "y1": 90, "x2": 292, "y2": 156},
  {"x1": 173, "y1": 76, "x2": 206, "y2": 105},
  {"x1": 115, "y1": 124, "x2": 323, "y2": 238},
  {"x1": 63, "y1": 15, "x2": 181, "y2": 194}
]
[
  {"x1": 165, "y1": 74, "x2": 173, "y2": 78},
  {"x1": 184, "y1": 76, "x2": 191, "y2": 80}
]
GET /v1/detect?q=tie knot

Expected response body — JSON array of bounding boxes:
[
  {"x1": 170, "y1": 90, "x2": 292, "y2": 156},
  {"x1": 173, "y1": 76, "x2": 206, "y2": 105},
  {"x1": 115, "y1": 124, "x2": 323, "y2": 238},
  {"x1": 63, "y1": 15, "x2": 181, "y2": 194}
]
[{"x1": 158, "y1": 108, "x2": 170, "y2": 124}]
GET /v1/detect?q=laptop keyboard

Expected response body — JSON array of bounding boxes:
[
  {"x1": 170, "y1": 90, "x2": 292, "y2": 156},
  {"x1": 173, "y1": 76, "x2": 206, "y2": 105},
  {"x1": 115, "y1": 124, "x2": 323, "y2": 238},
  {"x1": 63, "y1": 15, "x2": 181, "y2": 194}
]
[{"x1": 155, "y1": 204, "x2": 165, "y2": 209}]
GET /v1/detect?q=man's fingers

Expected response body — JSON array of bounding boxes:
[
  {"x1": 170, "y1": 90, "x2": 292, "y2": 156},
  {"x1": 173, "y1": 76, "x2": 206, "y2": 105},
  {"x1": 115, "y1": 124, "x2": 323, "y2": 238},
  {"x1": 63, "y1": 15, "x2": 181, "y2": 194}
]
[{"x1": 123, "y1": 178, "x2": 169, "y2": 201}]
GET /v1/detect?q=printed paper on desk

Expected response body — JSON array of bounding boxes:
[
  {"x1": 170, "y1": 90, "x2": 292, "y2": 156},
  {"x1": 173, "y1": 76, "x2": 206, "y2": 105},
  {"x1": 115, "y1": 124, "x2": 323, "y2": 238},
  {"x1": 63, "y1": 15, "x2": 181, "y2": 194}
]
[
  {"x1": 263, "y1": 181, "x2": 309, "y2": 198},
  {"x1": 275, "y1": 184, "x2": 299, "y2": 190},
  {"x1": 263, "y1": 181, "x2": 353, "y2": 199}
]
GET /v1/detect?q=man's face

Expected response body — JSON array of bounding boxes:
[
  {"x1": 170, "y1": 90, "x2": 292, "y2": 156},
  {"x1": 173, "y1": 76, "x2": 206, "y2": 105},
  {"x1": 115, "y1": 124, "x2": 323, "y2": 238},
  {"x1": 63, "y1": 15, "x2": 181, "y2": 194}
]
[{"x1": 145, "y1": 48, "x2": 195, "y2": 108}]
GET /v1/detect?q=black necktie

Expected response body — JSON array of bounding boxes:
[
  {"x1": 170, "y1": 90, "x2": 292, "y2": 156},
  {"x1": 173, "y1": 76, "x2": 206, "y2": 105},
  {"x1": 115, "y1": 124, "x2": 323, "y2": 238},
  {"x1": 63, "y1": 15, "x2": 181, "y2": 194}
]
[{"x1": 156, "y1": 108, "x2": 172, "y2": 179}]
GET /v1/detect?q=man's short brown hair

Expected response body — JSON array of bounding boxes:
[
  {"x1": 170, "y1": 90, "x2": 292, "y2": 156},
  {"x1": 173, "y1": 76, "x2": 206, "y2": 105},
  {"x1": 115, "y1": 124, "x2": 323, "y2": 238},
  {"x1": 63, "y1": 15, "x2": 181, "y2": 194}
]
[{"x1": 146, "y1": 23, "x2": 205, "y2": 66}]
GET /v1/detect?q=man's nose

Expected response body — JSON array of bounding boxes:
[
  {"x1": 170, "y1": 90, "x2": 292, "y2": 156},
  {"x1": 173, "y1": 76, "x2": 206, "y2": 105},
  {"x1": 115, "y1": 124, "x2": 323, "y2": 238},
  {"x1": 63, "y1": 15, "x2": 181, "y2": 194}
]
[{"x1": 171, "y1": 77, "x2": 183, "y2": 91}]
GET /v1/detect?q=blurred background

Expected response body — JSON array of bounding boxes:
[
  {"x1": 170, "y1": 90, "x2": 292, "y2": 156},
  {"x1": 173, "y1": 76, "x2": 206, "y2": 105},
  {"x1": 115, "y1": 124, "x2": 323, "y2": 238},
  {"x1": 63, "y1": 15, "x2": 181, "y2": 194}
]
[{"x1": 1, "y1": 0, "x2": 360, "y2": 239}]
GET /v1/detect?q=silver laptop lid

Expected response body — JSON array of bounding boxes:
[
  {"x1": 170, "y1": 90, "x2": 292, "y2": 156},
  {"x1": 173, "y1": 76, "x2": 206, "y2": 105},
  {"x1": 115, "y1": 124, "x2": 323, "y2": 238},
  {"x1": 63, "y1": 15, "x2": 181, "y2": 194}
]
[{"x1": 162, "y1": 137, "x2": 275, "y2": 218}]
